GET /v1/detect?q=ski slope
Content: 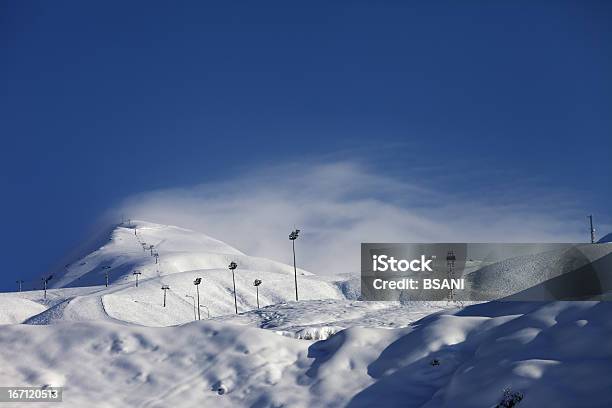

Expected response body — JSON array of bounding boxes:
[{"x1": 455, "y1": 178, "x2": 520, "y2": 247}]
[
  {"x1": 8, "y1": 221, "x2": 346, "y2": 326},
  {"x1": 211, "y1": 299, "x2": 462, "y2": 340},
  {"x1": 49, "y1": 220, "x2": 314, "y2": 288},
  {"x1": 2, "y1": 221, "x2": 611, "y2": 407},
  {"x1": 0, "y1": 294, "x2": 46, "y2": 324}
]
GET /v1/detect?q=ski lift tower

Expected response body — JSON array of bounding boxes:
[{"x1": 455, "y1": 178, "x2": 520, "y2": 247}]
[
  {"x1": 103, "y1": 266, "x2": 111, "y2": 287},
  {"x1": 42, "y1": 275, "x2": 53, "y2": 300},
  {"x1": 133, "y1": 270, "x2": 142, "y2": 287},
  {"x1": 161, "y1": 285, "x2": 170, "y2": 307},
  {"x1": 446, "y1": 250, "x2": 456, "y2": 301}
]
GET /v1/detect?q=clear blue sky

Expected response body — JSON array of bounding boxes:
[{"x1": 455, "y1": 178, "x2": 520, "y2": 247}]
[{"x1": 1, "y1": 1, "x2": 611, "y2": 291}]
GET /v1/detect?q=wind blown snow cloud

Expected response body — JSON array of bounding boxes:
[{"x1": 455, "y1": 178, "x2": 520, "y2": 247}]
[{"x1": 116, "y1": 162, "x2": 587, "y2": 276}]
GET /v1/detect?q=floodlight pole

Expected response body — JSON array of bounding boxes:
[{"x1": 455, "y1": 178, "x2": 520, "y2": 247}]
[
  {"x1": 254, "y1": 279, "x2": 262, "y2": 309},
  {"x1": 232, "y1": 269, "x2": 238, "y2": 314},
  {"x1": 292, "y1": 239, "x2": 297, "y2": 301},
  {"x1": 229, "y1": 262, "x2": 238, "y2": 314},
  {"x1": 194, "y1": 278, "x2": 202, "y2": 320},
  {"x1": 16, "y1": 280, "x2": 23, "y2": 292},
  {"x1": 196, "y1": 284, "x2": 200, "y2": 320},
  {"x1": 588, "y1": 215, "x2": 595, "y2": 244},
  {"x1": 289, "y1": 229, "x2": 300, "y2": 301}
]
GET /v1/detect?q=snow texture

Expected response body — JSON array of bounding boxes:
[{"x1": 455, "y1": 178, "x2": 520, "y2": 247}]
[
  {"x1": 1, "y1": 221, "x2": 610, "y2": 407},
  {"x1": 0, "y1": 301, "x2": 610, "y2": 407}
]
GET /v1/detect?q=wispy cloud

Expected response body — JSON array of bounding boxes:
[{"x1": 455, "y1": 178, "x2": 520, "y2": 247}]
[{"x1": 115, "y1": 161, "x2": 589, "y2": 276}]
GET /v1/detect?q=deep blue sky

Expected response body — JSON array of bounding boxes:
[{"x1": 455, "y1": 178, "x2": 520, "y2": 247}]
[{"x1": 1, "y1": 1, "x2": 611, "y2": 291}]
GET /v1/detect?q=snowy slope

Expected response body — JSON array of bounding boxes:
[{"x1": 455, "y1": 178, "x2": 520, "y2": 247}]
[
  {"x1": 2, "y1": 220, "x2": 610, "y2": 407},
  {"x1": 0, "y1": 221, "x2": 345, "y2": 326},
  {"x1": 51, "y1": 220, "x2": 313, "y2": 289},
  {"x1": 16, "y1": 267, "x2": 344, "y2": 326},
  {"x1": 211, "y1": 299, "x2": 463, "y2": 340},
  {"x1": 0, "y1": 293, "x2": 46, "y2": 324},
  {"x1": 0, "y1": 301, "x2": 610, "y2": 407},
  {"x1": 464, "y1": 243, "x2": 612, "y2": 301}
]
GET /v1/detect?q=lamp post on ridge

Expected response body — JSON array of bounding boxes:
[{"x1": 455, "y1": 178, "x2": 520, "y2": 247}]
[
  {"x1": 194, "y1": 277, "x2": 202, "y2": 320},
  {"x1": 289, "y1": 229, "x2": 300, "y2": 301},
  {"x1": 228, "y1": 261, "x2": 238, "y2": 314},
  {"x1": 253, "y1": 279, "x2": 262, "y2": 309},
  {"x1": 199, "y1": 304, "x2": 210, "y2": 319},
  {"x1": 16, "y1": 280, "x2": 24, "y2": 292}
]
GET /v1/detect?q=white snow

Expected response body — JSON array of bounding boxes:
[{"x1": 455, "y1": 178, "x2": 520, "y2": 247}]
[
  {"x1": 211, "y1": 299, "x2": 460, "y2": 339},
  {"x1": 1, "y1": 221, "x2": 611, "y2": 407},
  {"x1": 0, "y1": 301, "x2": 610, "y2": 407},
  {"x1": 0, "y1": 294, "x2": 46, "y2": 324},
  {"x1": 50, "y1": 220, "x2": 314, "y2": 289},
  {"x1": 7, "y1": 221, "x2": 345, "y2": 326}
]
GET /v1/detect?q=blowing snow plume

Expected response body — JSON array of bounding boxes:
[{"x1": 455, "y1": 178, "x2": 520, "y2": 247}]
[{"x1": 115, "y1": 162, "x2": 587, "y2": 277}]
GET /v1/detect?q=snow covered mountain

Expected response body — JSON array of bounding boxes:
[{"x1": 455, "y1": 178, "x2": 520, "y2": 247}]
[
  {"x1": 0, "y1": 221, "x2": 345, "y2": 326},
  {"x1": 50, "y1": 220, "x2": 314, "y2": 288},
  {"x1": 2, "y1": 220, "x2": 611, "y2": 407}
]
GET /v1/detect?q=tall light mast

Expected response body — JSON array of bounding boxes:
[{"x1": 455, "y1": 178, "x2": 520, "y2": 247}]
[
  {"x1": 228, "y1": 262, "x2": 238, "y2": 314},
  {"x1": 194, "y1": 277, "x2": 202, "y2": 320},
  {"x1": 289, "y1": 229, "x2": 300, "y2": 301}
]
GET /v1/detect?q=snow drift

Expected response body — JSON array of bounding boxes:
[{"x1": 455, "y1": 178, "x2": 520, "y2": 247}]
[{"x1": 0, "y1": 301, "x2": 610, "y2": 407}]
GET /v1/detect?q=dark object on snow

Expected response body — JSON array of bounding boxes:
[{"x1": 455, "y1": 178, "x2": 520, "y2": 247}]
[
  {"x1": 496, "y1": 388, "x2": 524, "y2": 408},
  {"x1": 430, "y1": 359, "x2": 440, "y2": 367}
]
